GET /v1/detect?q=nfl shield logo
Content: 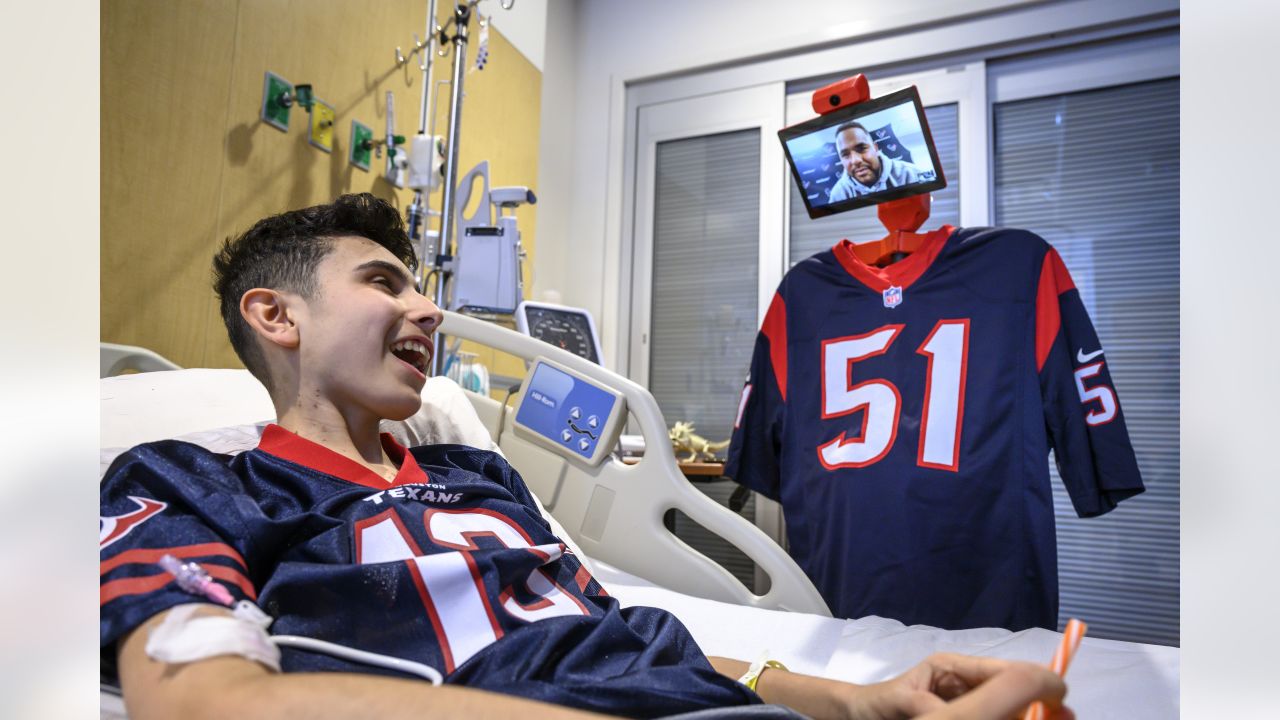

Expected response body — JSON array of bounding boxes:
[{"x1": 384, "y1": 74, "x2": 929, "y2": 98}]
[{"x1": 882, "y1": 286, "x2": 903, "y2": 308}]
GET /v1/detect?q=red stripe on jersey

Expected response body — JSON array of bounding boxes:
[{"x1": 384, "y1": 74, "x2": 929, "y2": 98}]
[
  {"x1": 1034, "y1": 249, "x2": 1078, "y2": 372},
  {"x1": 762, "y1": 293, "x2": 788, "y2": 402},
  {"x1": 573, "y1": 563, "x2": 594, "y2": 593},
  {"x1": 99, "y1": 565, "x2": 256, "y2": 606},
  {"x1": 99, "y1": 542, "x2": 248, "y2": 576},
  {"x1": 204, "y1": 565, "x2": 257, "y2": 600},
  {"x1": 832, "y1": 225, "x2": 955, "y2": 293}
]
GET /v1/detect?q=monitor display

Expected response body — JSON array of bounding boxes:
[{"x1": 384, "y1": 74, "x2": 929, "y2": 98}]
[
  {"x1": 515, "y1": 301, "x2": 604, "y2": 365},
  {"x1": 779, "y1": 86, "x2": 946, "y2": 219}
]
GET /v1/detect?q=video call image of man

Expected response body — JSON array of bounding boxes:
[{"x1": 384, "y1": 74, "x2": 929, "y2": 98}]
[{"x1": 827, "y1": 121, "x2": 931, "y2": 203}]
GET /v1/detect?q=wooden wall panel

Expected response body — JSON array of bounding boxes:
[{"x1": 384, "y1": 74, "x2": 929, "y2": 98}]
[
  {"x1": 101, "y1": 0, "x2": 239, "y2": 367},
  {"x1": 103, "y1": 0, "x2": 542, "y2": 381}
]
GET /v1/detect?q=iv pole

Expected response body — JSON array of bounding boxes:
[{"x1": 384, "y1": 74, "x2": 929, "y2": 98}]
[
  {"x1": 406, "y1": 0, "x2": 512, "y2": 376},
  {"x1": 405, "y1": 0, "x2": 439, "y2": 284},
  {"x1": 430, "y1": 1, "x2": 473, "y2": 376}
]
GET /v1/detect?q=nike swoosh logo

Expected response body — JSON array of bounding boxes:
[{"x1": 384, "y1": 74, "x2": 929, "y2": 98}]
[
  {"x1": 100, "y1": 496, "x2": 168, "y2": 550},
  {"x1": 1077, "y1": 348, "x2": 1105, "y2": 363}
]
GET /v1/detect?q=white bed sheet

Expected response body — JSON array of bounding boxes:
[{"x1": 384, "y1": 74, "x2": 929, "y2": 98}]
[{"x1": 590, "y1": 560, "x2": 1179, "y2": 719}]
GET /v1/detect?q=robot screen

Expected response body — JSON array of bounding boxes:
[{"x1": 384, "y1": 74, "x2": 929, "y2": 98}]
[{"x1": 779, "y1": 86, "x2": 946, "y2": 219}]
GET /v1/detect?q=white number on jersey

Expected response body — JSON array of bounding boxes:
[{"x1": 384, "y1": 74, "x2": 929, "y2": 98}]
[
  {"x1": 818, "y1": 326, "x2": 903, "y2": 468},
  {"x1": 355, "y1": 508, "x2": 589, "y2": 672},
  {"x1": 819, "y1": 320, "x2": 970, "y2": 472},
  {"x1": 1073, "y1": 361, "x2": 1117, "y2": 426}
]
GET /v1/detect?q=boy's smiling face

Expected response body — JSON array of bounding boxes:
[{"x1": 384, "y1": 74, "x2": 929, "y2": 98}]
[{"x1": 292, "y1": 235, "x2": 443, "y2": 423}]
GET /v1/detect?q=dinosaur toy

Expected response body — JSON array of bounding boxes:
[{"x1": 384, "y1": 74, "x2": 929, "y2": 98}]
[{"x1": 668, "y1": 421, "x2": 731, "y2": 462}]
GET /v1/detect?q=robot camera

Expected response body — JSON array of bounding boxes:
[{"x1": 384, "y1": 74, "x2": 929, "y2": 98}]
[{"x1": 810, "y1": 74, "x2": 870, "y2": 115}]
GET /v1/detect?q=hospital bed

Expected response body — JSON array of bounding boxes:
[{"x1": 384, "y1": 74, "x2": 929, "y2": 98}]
[{"x1": 100, "y1": 311, "x2": 1180, "y2": 718}]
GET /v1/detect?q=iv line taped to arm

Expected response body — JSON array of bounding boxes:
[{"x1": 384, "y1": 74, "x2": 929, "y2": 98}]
[
  {"x1": 144, "y1": 554, "x2": 443, "y2": 685},
  {"x1": 145, "y1": 602, "x2": 282, "y2": 671}
]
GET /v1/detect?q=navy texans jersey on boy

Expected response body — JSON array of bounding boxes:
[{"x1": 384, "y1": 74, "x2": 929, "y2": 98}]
[
  {"x1": 101, "y1": 425, "x2": 760, "y2": 718},
  {"x1": 725, "y1": 226, "x2": 1144, "y2": 631}
]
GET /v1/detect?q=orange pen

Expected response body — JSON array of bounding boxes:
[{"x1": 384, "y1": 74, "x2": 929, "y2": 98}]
[{"x1": 1021, "y1": 618, "x2": 1087, "y2": 720}]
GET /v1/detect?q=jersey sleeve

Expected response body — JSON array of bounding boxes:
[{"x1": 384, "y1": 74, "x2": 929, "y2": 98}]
[
  {"x1": 724, "y1": 292, "x2": 787, "y2": 501},
  {"x1": 1034, "y1": 248, "x2": 1145, "y2": 517},
  {"x1": 100, "y1": 442, "x2": 262, "y2": 654}
]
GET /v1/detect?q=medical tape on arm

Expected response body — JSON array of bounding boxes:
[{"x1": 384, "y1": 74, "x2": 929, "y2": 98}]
[{"x1": 145, "y1": 602, "x2": 281, "y2": 672}]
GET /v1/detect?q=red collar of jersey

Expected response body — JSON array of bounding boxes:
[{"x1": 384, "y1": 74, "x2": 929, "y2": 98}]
[
  {"x1": 832, "y1": 225, "x2": 956, "y2": 293},
  {"x1": 257, "y1": 423, "x2": 430, "y2": 490}
]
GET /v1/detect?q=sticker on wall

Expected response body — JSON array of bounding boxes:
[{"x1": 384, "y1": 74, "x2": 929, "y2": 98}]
[
  {"x1": 309, "y1": 100, "x2": 335, "y2": 153},
  {"x1": 350, "y1": 121, "x2": 373, "y2": 171},
  {"x1": 260, "y1": 71, "x2": 293, "y2": 132}
]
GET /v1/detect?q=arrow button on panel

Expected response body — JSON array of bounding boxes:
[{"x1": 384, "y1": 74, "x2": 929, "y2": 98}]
[
  {"x1": 561, "y1": 429, "x2": 573, "y2": 443},
  {"x1": 578, "y1": 438, "x2": 591, "y2": 451},
  {"x1": 587, "y1": 415, "x2": 599, "y2": 429},
  {"x1": 569, "y1": 407, "x2": 582, "y2": 420}
]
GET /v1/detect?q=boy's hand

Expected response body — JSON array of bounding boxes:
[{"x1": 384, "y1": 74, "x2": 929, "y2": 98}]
[{"x1": 839, "y1": 653, "x2": 1074, "y2": 720}]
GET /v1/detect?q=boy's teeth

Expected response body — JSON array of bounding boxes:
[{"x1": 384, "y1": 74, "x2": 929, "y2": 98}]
[
  {"x1": 390, "y1": 339, "x2": 430, "y2": 374},
  {"x1": 392, "y1": 340, "x2": 428, "y2": 354}
]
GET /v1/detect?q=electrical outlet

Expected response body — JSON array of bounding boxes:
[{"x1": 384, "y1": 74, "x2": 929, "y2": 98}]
[
  {"x1": 309, "y1": 100, "x2": 335, "y2": 153},
  {"x1": 261, "y1": 71, "x2": 293, "y2": 132},
  {"x1": 350, "y1": 121, "x2": 373, "y2": 171}
]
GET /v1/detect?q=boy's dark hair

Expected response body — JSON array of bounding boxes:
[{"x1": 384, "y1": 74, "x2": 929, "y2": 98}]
[{"x1": 212, "y1": 193, "x2": 417, "y2": 387}]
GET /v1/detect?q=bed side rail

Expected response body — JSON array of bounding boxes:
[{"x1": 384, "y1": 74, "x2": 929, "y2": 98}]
[{"x1": 441, "y1": 311, "x2": 830, "y2": 616}]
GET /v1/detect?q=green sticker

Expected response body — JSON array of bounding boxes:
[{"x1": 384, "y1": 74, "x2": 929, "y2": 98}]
[
  {"x1": 350, "y1": 121, "x2": 374, "y2": 171},
  {"x1": 261, "y1": 72, "x2": 292, "y2": 132}
]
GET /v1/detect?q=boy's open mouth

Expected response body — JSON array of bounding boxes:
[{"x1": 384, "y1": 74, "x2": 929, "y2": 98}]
[{"x1": 390, "y1": 338, "x2": 431, "y2": 375}]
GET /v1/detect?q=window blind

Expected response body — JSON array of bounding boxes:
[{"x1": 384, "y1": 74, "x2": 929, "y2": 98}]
[
  {"x1": 649, "y1": 129, "x2": 762, "y2": 443},
  {"x1": 648, "y1": 129, "x2": 763, "y2": 590},
  {"x1": 994, "y1": 77, "x2": 1179, "y2": 646}
]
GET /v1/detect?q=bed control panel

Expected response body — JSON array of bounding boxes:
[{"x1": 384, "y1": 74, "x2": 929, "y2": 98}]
[{"x1": 513, "y1": 358, "x2": 626, "y2": 467}]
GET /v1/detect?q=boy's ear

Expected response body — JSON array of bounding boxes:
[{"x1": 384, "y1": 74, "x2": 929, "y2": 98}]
[{"x1": 241, "y1": 289, "x2": 300, "y2": 349}]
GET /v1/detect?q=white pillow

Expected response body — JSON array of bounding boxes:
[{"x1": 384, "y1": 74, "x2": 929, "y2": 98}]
[{"x1": 100, "y1": 375, "x2": 498, "y2": 473}]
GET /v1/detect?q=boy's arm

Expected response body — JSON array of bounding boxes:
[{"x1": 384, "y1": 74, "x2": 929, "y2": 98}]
[
  {"x1": 708, "y1": 654, "x2": 1072, "y2": 720},
  {"x1": 118, "y1": 607, "x2": 618, "y2": 720}
]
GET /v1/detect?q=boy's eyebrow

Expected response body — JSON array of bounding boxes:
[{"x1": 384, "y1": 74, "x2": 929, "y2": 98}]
[{"x1": 354, "y1": 259, "x2": 420, "y2": 292}]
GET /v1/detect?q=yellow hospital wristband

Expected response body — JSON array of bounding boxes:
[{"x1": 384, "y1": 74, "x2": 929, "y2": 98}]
[{"x1": 736, "y1": 655, "x2": 789, "y2": 692}]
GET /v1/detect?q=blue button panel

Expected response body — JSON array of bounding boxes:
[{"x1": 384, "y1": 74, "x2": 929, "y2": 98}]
[{"x1": 515, "y1": 362, "x2": 619, "y2": 460}]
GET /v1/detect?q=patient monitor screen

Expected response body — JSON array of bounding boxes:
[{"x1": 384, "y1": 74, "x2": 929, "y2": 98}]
[
  {"x1": 779, "y1": 86, "x2": 945, "y2": 219},
  {"x1": 516, "y1": 302, "x2": 603, "y2": 365}
]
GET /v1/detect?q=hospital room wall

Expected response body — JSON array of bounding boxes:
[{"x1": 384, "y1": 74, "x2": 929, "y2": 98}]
[
  {"x1": 535, "y1": 0, "x2": 1040, "y2": 371},
  {"x1": 101, "y1": 0, "x2": 542, "y2": 380}
]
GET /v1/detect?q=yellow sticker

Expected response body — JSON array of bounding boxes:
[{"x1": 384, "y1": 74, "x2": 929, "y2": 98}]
[{"x1": 309, "y1": 100, "x2": 336, "y2": 153}]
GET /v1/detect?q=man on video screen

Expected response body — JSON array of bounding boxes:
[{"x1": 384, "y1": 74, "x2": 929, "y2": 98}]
[{"x1": 827, "y1": 121, "x2": 930, "y2": 202}]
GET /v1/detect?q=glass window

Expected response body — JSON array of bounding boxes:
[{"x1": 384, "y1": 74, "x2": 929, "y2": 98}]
[
  {"x1": 994, "y1": 77, "x2": 1180, "y2": 646},
  {"x1": 648, "y1": 128, "x2": 765, "y2": 589},
  {"x1": 650, "y1": 129, "x2": 761, "y2": 445}
]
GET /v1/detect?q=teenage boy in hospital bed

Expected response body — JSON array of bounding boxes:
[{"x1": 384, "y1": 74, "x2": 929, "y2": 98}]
[{"x1": 100, "y1": 193, "x2": 1073, "y2": 719}]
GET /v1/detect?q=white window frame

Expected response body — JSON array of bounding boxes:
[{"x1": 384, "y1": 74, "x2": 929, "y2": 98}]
[{"x1": 626, "y1": 82, "x2": 786, "y2": 387}]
